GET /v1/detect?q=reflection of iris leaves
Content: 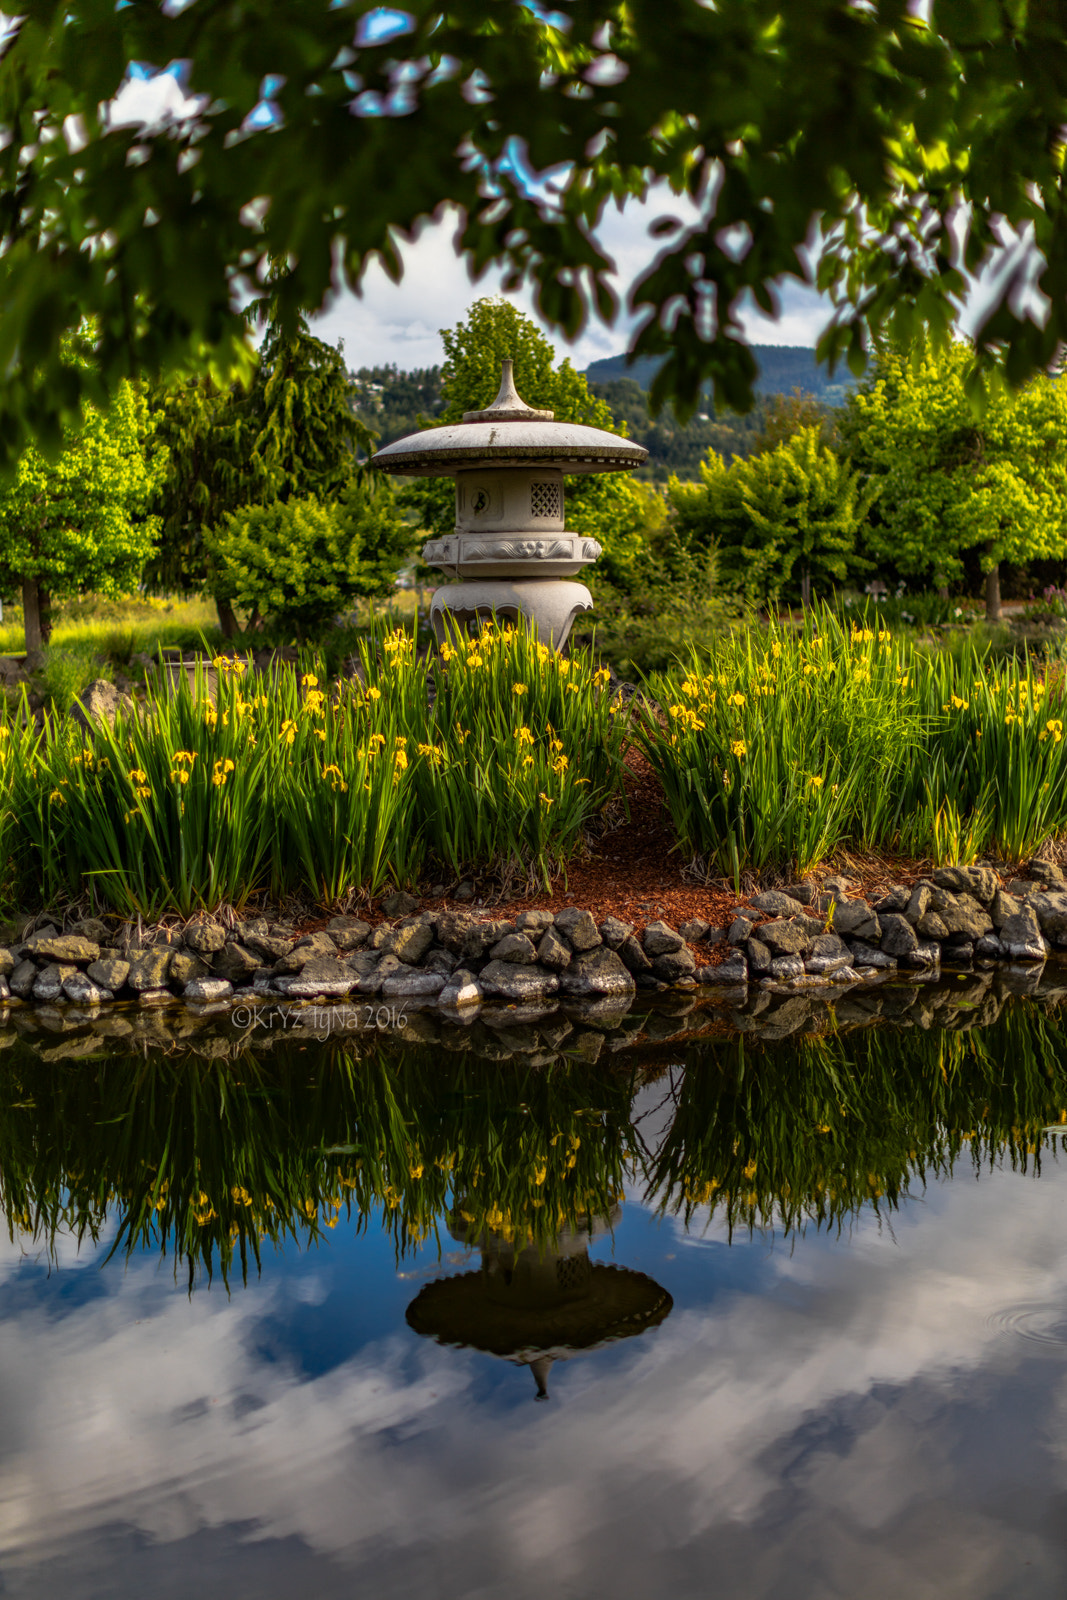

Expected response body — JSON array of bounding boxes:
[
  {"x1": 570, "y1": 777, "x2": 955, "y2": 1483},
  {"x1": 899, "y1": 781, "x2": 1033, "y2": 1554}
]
[
  {"x1": 3, "y1": 999, "x2": 1067, "y2": 1281},
  {"x1": 651, "y1": 1003, "x2": 1067, "y2": 1238},
  {"x1": 0, "y1": 1042, "x2": 637, "y2": 1288}
]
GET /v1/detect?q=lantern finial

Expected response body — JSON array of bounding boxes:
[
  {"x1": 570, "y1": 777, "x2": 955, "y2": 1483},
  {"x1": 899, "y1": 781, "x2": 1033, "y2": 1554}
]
[{"x1": 462, "y1": 358, "x2": 554, "y2": 423}]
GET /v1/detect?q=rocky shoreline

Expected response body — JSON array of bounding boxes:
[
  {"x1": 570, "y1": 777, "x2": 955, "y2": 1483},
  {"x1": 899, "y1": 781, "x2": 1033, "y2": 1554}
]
[{"x1": 1, "y1": 859, "x2": 1066, "y2": 1022}]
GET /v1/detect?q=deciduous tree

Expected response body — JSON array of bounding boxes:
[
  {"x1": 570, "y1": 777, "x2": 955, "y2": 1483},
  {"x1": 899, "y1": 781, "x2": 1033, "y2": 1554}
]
[
  {"x1": 841, "y1": 339, "x2": 1067, "y2": 619},
  {"x1": 0, "y1": 3, "x2": 1065, "y2": 462},
  {"x1": 0, "y1": 379, "x2": 162, "y2": 662}
]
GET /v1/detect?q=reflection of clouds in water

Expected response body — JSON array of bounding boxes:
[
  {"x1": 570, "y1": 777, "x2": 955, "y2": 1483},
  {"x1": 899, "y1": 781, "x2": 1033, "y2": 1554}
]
[
  {"x1": 0, "y1": 1219, "x2": 114, "y2": 1286},
  {"x1": 2, "y1": 1169, "x2": 1067, "y2": 1597}
]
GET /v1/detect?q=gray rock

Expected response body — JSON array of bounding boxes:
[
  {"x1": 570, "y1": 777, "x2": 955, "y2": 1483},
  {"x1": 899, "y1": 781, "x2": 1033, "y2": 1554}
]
[
  {"x1": 879, "y1": 913, "x2": 919, "y2": 958},
  {"x1": 70, "y1": 679, "x2": 134, "y2": 731},
  {"x1": 69, "y1": 917, "x2": 110, "y2": 944},
  {"x1": 783, "y1": 882, "x2": 815, "y2": 905},
  {"x1": 23, "y1": 933, "x2": 100, "y2": 965},
  {"x1": 916, "y1": 911, "x2": 950, "y2": 941},
  {"x1": 678, "y1": 918, "x2": 709, "y2": 942},
  {"x1": 381, "y1": 970, "x2": 447, "y2": 998},
  {"x1": 274, "y1": 931, "x2": 336, "y2": 973},
  {"x1": 597, "y1": 915, "x2": 633, "y2": 949},
  {"x1": 183, "y1": 920, "x2": 226, "y2": 954},
  {"x1": 651, "y1": 948, "x2": 697, "y2": 982},
  {"x1": 87, "y1": 955, "x2": 130, "y2": 991},
  {"x1": 213, "y1": 943, "x2": 261, "y2": 983},
  {"x1": 750, "y1": 890, "x2": 807, "y2": 918},
  {"x1": 829, "y1": 899, "x2": 881, "y2": 941},
  {"x1": 479, "y1": 960, "x2": 560, "y2": 1000},
  {"x1": 1005, "y1": 878, "x2": 1037, "y2": 900},
  {"x1": 357, "y1": 953, "x2": 401, "y2": 994},
  {"x1": 438, "y1": 968, "x2": 482, "y2": 1006},
  {"x1": 906, "y1": 940, "x2": 941, "y2": 969},
  {"x1": 33, "y1": 963, "x2": 75, "y2": 1001},
  {"x1": 805, "y1": 932, "x2": 852, "y2": 975},
  {"x1": 514, "y1": 910, "x2": 555, "y2": 935},
  {"x1": 184, "y1": 977, "x2": 234, "y2": 1002},
  {"x1": 0, "y1": 975, "x2": 9, "y2": 1002},
  {"x1": 824, "y1": 874, "x2": 851, "y2": 896},
  {"x1": 696, "y1": 954, "x2": 749, "y2": 984},
  {"x1": 238, "y1": 931, "x2": 294, "y2": 962},
  {"x1": 1029, "y1": 891, "x2": 1067, "y2": 939},
  {"x1": 642, "y1": 919, "x2": 685, "y2": 956},
  {"x1": 554, "y1": 907, "x2": 601, "y2": 951},
  {"x1": 759, "y1": 916, "x2": 820, "y2": 956},
  {"x1": 485, "y1": 932, "x2": 534, "y2": 965},
  {"x1": 904, "y1": 883, "x2": 932, "y2": 925},
  {"x1": 847, "y1": 939, "x2": 898, "y2": 970},
  {"x1": 728, "y1": 915, "x2": 755, "y2": 945},
  {"x1": 531, "y1": 926, "x2": 570, "y2": 971},
  {"x1": 990, "y1": 889, "x2": 1023, "y2": 929},
  {"x1": 746, "y1": 937, "x2": 772, "y2": 975},
  {"x1": 999, "y1": 905, "x2": 1045, "y2": 961},
  {"x1": 875, "y1": 885, "x2": 910, "y2": 913},
  {"x1": 933, "y1": 864, "x2": 1000, "y2": 904},
  {"x1": 9, "y1": 958, "x2": 37, "y2": 998},
  {"x1": 930, "y1": 890, "x2": 993, "y2": 940},
  {"x1": 381, "y1": 919, "x2": 435, "y2": 966},
  {"x1": 381, "y1": 890, "x2": 419, "y2": 918},
  {"x1": 424, "y1": 948, "x2": 460, "y2": 976},
  {"x1": 975, "y1": 933, "x2": 1005, "y2": 959},
  {"x1": 61, "y1": 971, "x2": 110, "y2": 1004},
  {"x1": 1027, "y1": 859, "x2": 1067, "y2": 889},
  {"x1": 459, "y1": 920, "x2": 511, "y2": 961},
  {"x1": 0, "y1": 948, "x2": 12, "y2": 979},
  {"x1": 127, "y1": 948, "x2": 173, "y2": 990},
  {"x1": 326, "y1": 915, "x2": 371, "y2": 950},
  {"x1": 558, "y1": 946, "x2": 636, "y2": 997},
  {"x1": 280, "y1": 957, "x2": 359, "y2": 998},
  {"x1": 770, "y1": 954, "x2": 806, "y2": 981},
  {"x1": 616, "y1": 934, "x2": 652, "y2": 974}
]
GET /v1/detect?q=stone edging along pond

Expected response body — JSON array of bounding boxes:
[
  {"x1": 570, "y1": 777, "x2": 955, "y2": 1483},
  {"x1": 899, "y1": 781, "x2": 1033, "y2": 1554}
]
[{"x1": 2, "y1": 859, "x2": 1067, "y2": 1021}]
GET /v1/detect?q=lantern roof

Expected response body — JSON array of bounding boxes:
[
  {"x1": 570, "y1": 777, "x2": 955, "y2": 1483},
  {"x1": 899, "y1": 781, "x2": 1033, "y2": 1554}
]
[{"x1": 369, "y1": 359, "x2": 648, "y2": 477}]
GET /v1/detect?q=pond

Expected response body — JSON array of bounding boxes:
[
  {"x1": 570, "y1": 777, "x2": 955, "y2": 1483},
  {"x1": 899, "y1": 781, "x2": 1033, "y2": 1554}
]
[{"x1": 3, "y1": 982, "x2": 1067, "y2": 1598}]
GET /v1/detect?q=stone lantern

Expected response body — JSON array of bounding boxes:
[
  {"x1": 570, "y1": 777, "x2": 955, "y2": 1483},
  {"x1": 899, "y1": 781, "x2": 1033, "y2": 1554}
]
[
  {"x1": 405, "y1": 1206, "x2": 672, "y2": 1401},
  {"x1": 370, "y1": 360, "x2": 648, "y2": 648}
]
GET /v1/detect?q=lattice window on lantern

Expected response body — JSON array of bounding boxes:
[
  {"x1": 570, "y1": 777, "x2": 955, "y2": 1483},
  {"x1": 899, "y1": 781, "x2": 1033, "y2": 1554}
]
[{"x1": 530, "y1": 480, "x2": 563, "y2": 519}]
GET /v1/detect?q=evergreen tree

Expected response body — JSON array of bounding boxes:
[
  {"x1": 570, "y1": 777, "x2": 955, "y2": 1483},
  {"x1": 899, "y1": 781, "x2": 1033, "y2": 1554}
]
[
  {"x1": 669, "y1": 429, "x2": 871, "y2": 605},
  {"x1": 151, "y1": 303, "x2": 382, "y2": 635}
]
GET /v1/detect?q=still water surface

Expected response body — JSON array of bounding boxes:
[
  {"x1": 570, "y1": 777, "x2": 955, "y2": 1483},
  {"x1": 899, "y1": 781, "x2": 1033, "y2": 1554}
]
[{"x1": 3, "y1": 1004, "x2": 1067, "y2": 1597}]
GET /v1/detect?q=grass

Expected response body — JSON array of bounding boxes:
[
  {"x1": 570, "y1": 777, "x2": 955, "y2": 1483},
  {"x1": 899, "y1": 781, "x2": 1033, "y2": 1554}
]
[
  {"x1": 0, "y1": 593, "x2": 224, "y2": 660},
  {"x1": 0, "y1": 622, "x2": 628, "y2": 916}
]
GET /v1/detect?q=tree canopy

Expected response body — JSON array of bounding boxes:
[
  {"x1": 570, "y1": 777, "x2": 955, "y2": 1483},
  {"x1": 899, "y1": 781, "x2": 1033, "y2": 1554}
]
[
  {"x1": 0, "y1": 377, "x2": 162, "y2": 658},
  {"x1": 1, "y1": 1, "x2": 1066, "y2": 465},
  {"x1": 841, "y1": 339, "x2": 1067, "y2": 618}
]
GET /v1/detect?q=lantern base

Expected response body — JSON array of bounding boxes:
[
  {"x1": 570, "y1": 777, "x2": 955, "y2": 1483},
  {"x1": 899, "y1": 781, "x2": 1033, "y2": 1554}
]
[{"x1": 430, "y1": 580, "x2": 593, "y2": 651}]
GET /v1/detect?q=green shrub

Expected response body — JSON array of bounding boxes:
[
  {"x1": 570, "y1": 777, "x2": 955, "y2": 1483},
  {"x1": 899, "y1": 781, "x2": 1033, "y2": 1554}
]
[{"x1": 204, "y1": 478, "x2": 412, "y2": 643}]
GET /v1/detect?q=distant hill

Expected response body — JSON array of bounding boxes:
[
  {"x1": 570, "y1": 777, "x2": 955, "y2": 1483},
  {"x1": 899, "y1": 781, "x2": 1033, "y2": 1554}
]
[{"x1": 584, "y1": 345, "x2": 855, "y2": 403}]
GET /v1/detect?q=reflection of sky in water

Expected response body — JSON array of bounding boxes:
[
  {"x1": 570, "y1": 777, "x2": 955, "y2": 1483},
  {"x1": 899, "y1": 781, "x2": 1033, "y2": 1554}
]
[{"x1": 2, "y1": 1139, "x2": 1067, "y2": 1600}]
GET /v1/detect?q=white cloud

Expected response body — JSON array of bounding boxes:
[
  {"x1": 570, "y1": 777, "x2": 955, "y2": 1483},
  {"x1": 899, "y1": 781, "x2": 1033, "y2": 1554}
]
[
  {"x1": 2, "y1": 1159, "x2": 1067, "y2": 1595},
  {"x1": 310, "y1": 194, "x2": 830, "y2": 375}
]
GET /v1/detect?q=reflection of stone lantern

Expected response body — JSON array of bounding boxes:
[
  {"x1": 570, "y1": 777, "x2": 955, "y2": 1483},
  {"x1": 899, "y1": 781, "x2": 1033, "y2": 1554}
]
[
  {"x1": 405, "y1": 1206, "x2": 672, "y2": 1401},
  {"x1": 370, "y1": 361, "x2": 647, "y2": 649}
]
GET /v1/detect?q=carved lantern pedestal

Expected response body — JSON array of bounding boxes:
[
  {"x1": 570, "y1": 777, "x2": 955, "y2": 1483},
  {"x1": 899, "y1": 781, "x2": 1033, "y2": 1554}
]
[{"x1": 370, "y1": 361, "x2": 647, "y2": 649}]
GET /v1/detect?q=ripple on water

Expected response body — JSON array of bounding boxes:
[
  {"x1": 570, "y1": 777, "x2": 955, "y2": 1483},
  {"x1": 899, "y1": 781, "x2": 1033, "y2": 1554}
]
[{"x1": 987, "y1": 1303, "x2": 1067, "y2": 1346}]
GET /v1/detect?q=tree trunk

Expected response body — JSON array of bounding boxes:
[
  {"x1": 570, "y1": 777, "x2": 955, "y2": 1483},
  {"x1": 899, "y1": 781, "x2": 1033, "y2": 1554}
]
[
  {"x1": 800, "y1": 566, "x2": 811, "y2": 609},
  {"x1": 216, "y1": 597, "x2": 241, "y2": 638},
  {"x1": 22, "y1": 576, "x2": 45, "y2": 668},
  {"x1": 985, "y1": 561, "x2": 1002, "y2": 624}
]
